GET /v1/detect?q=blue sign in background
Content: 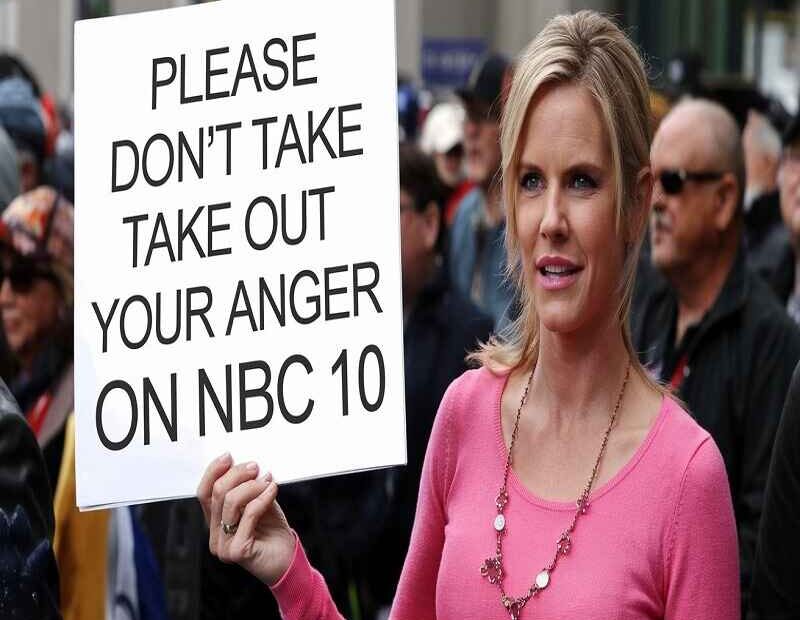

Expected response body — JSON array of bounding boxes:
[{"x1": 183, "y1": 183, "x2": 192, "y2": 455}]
[{"x1": 422, "y1": 38, "x2": 487, "y2": 89}]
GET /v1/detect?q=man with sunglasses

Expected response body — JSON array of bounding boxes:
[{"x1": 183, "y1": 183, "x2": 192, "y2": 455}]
[
  {"x1": 633, "y1": 98, "x2": 800, "y2": 613},
  {"x1": 448, "y1": 53, "x2": 516, "y2": 329}
]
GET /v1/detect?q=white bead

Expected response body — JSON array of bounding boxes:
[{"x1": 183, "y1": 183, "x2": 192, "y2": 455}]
[
  {"x1": 494, "y1": 514, "x2": 506, "y2": 531},
  {"x1": 535, "y1": 569, "x2": 550, "y2": 589}
]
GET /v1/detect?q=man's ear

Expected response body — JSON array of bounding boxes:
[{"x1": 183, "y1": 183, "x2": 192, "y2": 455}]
[
  {"x1": 628, "y1": 167, "x2": 653, "y2": 245},
  {"x1": 714, "y1": 172, "x2": 739, "y2": 231},
  {"x1": 422, "y1": 201, "x2": 440, "y2": 251}
]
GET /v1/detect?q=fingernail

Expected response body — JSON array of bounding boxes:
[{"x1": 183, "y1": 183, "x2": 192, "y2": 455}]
[
  {"x1": 262, "y1": 471, "x2": 273, "y2": 483},
  {"x1": 246, "y1": 462, "x2": 259, "y2": 473},
  {"x1": 217, "y1": 452, "x2": 231, "y2": 463}
]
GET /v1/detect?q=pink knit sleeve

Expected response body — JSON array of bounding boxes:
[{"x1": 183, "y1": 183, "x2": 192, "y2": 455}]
[
  {"x1": 388, "y1": 376, "x2": 459, "y2": 620},
  {"x1": 664, "y1": 437, "x2": 740, "y2": 620},
  {"x1": 268, "y1": 530, "x2": 345, "y2": 620}
]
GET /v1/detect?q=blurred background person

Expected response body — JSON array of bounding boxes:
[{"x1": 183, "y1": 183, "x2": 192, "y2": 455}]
[
  {"x1": 0, "y1": 125, "x2": 19, "y2": 210},
  {"x1": 418, "y1": 100, "x2": 474, "y2": 226},
  {"x1": 742, "y1": 108, "x2": 793, "y2": 302},
  {"x1": 634, "y1": 97, "x2": 800, "y2": 612},
  {"x1": 0, "y1": 187, "x2": 166, "y2": 620},
  {"x1": 0, "y1": 74, "x2": 46, "y2": 195},
  {"x1": 449, "y1": 52, "x2": 515, "y2": 328},
  {"x1": 0, "y1": 53, "x2": 73, "y2": 203},
  {"x1": 748, "y1": 361, "x2": 800, "y2": 620},
  {"x1": 0, "y1": 374, "x2": 60, "y2": 619},
  {"x1": 747, "y1": 358, "x2": 800, "y2": 620}
]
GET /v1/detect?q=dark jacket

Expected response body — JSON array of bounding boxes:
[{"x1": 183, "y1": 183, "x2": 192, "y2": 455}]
[
  {"x1": 748, "y1": 361, "x2": 800, "y2": 619},
  {"x1": 744, "y1": 191, "x2": 794, "y2": 304},
  {"x1": 633, "y1": 248, "x2": 800, "y2": 609},
  {"x1": 0, "y1": 377, "x2": 60, "y2": 618},
  {"x1": 0, "y1": 378, "x2": 54, "y2": 544}
]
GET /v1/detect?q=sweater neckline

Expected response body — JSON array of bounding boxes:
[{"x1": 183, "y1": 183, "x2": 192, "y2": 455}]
[{"x1": 491, "y1": 368, "x2": 671, "y2": 512}]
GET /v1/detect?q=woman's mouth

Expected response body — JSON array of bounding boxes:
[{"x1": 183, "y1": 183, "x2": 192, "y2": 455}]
[{"x1": 535, "y1": 258, "x2": 583, "y2": 291}]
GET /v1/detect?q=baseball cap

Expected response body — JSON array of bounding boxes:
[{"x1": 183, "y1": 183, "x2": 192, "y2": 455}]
[
  {"x1": 419, "y1": 102, "x2": 465, "y2": 155},
  {"x1": 456, "y1": 53, "x2": 511, "y2": 119}
]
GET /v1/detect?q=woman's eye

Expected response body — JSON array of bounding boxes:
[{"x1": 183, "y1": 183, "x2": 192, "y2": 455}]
[
  {"x1": 520, "y1": 172, "x2": 543, "y2": 193},
  {"x1": 570, "y1": 173, "x2": 597, "y2": 190}
]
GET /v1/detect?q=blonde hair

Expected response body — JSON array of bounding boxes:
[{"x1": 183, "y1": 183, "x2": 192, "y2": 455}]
[{"x1": 471, "y1": 10, "x2": 662, "y2": 392}]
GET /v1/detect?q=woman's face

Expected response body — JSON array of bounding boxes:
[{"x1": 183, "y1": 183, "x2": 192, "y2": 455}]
[
  {"x1": 515, "y1": 82, "x2": 626, "y2": 337},
  {"x1": 0, "y1": 252, "x2": 63, "y2": 363}
]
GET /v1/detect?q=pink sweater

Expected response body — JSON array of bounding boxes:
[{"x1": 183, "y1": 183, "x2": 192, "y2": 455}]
[{"x1": 271, "y1": 367, "x2": 740, "y2": 619}]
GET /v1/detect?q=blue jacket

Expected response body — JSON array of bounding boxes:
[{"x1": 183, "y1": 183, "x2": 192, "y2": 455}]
[{"x1": 448, "y1": 188, "x2": 515, "y2": 328}]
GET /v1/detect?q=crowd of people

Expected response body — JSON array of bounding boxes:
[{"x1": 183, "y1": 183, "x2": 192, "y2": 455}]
[{"x1": 1, "y1": 8, "x2": 800, "y2": 620}]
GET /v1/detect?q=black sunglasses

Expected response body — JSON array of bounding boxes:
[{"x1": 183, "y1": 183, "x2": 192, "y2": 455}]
[
  {"x1": 658, "y1": 169, "x2": 725, "y2": 195},
  {"x1": 0, "y1": 254, "x2": 57, "y2": 294}
]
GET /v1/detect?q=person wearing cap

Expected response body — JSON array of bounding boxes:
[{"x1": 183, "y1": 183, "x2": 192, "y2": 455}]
[
  {"x1": 0, "y1": 186, "x2": 105, "y2": 619},
  {"x1": 418, "y1": 101, "x2": 474, "y2": 225},
  {"x1": 634, "y1": 98, "x2": 800, "y2": 612},
  {"x1": 776, "y1": 111, "x2": 800, "y2": 324},
  {"x1": 449, "y1": 53, "x2": 515, "y2": 329},
  {"x1": 0, "y1": 76, "x2": 47, "y2": 194},
  {"x1": 0, "y1": 187, "x2": 169, "y2": 620}
]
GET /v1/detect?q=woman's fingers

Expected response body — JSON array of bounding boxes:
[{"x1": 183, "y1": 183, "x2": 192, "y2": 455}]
[
  {"x1": 222, "y1": 479, "x2": 282, "y2": 566},
  {"x1": 197, "y1": 452, "x2": 233, "y2": 522},
  {"x1": 219, "y1": 473, "x2": 273, "y2": 536},
  {"x1": 209, "y1": 461, "x2": 260, "y2": 554},
  {"x1": 236, "y1": 478, "x2": 279, "y2": 544}
]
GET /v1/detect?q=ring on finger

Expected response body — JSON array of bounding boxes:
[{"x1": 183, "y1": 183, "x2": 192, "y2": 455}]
[{"x1": 221, "y1": 520, "x2": 239, "y2": 536}]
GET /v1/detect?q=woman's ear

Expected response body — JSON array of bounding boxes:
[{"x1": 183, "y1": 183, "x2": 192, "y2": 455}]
[{"x1": 628, "y1": 167, "x2": 653, "y2": 245}]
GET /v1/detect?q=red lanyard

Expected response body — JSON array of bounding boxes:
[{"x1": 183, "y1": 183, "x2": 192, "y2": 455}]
[
  {"x1": 669, "y1": 354, "x2": 689, "y2": 391},
  {"x1": 26, "y1": 392, "x2": 53, "y2": 438}
]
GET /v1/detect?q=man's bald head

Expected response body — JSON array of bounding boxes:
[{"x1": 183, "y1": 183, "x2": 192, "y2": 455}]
[
  {"x1": 650, "y1": 97, "x2": 745, "y2": 278},
  {"x1": 653, "y1": 97, "x2": 745, "y2": 207}
]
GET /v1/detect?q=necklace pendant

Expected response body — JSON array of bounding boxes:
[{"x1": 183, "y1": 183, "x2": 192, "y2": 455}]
[
  {"x1": 557, "y1": 531, "x2": 572, "y2": 555},
  {"x1": 480, "y1": 556, "x2": 503, "y2": 584},
  {"x1": 535, "y1": 569, "x2": 550, "y2": 590},
  {"x1": 502, "y1": 595, "x2": 524, "y2": 620}
]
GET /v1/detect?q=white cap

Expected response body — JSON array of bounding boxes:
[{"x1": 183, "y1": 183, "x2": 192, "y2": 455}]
[{"x1": 419, "y1": 101, "x2": 465, "y2": 155}]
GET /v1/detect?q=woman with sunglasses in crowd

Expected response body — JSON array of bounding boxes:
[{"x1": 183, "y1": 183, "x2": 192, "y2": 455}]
[
  {"x1": 198, "y1": 11, "x2": 739, "y2": 619},
  {"x1": 0, "y1": 186, "x2": 115, "y2": 619}
]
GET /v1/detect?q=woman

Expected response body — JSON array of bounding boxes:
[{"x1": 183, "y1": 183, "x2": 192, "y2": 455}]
[
  {"x1": 0, "y1": 187, "x2": 167, "y2": 620},
  {"x1": 198, "y1": 11, "x2": 739, "y2": 619},
  {"x1": 0, "y1": 186, "x2": 108, "y2": 618}
]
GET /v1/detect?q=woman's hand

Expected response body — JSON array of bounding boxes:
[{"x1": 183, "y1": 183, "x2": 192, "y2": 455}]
[{"x1": 197, "y1": 453, "x2": 296, "y2": 585}]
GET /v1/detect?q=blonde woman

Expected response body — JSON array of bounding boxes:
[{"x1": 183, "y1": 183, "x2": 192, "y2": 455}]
[{"x1": 197, "y1": 11, "x2": 739, "y2": 619}]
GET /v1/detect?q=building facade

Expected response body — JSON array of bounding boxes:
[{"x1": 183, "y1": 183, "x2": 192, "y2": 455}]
[{"x1": 0, "y1": 0, "x2": 798, "y2": 111}]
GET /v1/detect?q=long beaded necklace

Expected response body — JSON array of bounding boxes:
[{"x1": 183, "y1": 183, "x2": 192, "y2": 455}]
[{"x1": 480, "y1": 363, "x2": 631, "y2": 620}]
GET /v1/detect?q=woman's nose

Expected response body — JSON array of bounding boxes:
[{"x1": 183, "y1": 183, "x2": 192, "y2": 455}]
[{"x1": 539, "y1": 188, "x2": 568, "y2": 240}]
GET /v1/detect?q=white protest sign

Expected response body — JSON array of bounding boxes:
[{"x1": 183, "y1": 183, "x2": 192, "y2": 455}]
[{"x1": 74, "y1": 0, "x2": 405, "y2": 510}]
